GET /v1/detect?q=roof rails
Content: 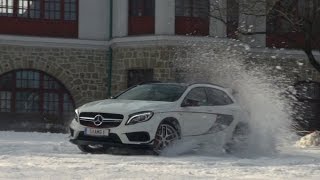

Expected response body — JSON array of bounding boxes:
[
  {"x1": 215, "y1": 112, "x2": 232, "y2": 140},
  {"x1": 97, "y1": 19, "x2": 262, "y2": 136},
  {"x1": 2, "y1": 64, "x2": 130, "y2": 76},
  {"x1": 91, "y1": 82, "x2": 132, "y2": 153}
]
[
  {"x1": 135, "y1": 81, "x2": 225, "y2": 89},
  {"x1": 188, "y1": 82, "x2": 225, "y2": 88},
  {"x1": 138, "y1": 81, "x2": 162, "y2": 85}
]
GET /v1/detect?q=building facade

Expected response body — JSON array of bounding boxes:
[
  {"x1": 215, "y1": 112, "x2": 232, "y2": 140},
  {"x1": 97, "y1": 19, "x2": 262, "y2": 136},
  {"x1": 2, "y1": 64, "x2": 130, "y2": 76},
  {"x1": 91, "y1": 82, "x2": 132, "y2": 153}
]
[{"x1": 0, "y1": 0, "x2": 319, "y2": 132}]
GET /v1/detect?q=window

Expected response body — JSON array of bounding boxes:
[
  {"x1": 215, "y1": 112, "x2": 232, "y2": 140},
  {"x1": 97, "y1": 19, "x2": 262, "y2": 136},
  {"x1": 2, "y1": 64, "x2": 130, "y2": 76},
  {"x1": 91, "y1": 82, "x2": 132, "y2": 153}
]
[
  {"x1": 64, "y1": 0, "x2": 76, "y2": 20},
  {"x1": 0, "y1": 91, "x2": 11, "y2": 112},
  {"x1": 175, "y1": 0, "x2": 209, "y2": 18},
  {"x1": 0, "y1": 0, "x2": 78, "y2": 37},
  {"x1": 43, "y1": 93, "x2": 59, "y2": 113},
  {"x1": 175, "y1": 0, "x2": 209, "y2": 36},
  {"x1": 116, "y1": 84, "x2": 187, "y2": 102},
  {"x1": 44, "y1": 0, "x2": 60, "y2": 19},
  {"x1": 0, "y1": 70, "x2": 75, "y2": 115},
  {"x1": 266, "y1": 0, "x2": 320, "y2": 48},
  {"x1": 127, "y1": 69, "x2": 154, "y2": 88},
  {"x1": 205, "y1": 88, "x2": 233, "y2": 106},
  {"x1": 129, "y1": 0, "x2": 155, "y2": 16},
  {"x1": 18, "y1": 0, "x2": 41, "y2": 18},
  {"x1": 16, "y1": 70, "x2": 40, "y2": 88},
  {"x1": 0, "y1": 0, "x2": 14, "y2": 16},
  {"x1": 227, "y1": 0, "x2": 239, "y2": 38},
  {"x1": 184, "y1": 87, "x2": 207, "y2": 106},
  {"x1": 0, "y1": 0, "x2": 78, "y2": 20},
  {"x1": 128, "y1": 0, "x2": 155, "y2": 35},
  {"x1": 16, "y1": 92, "x2": 39, "y2": 112}
]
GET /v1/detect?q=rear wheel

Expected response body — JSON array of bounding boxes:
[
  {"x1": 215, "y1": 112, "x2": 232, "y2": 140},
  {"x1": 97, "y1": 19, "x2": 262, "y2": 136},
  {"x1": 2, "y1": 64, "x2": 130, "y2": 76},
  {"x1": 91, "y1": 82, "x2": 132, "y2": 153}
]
[
  {"x1": 77, "y1": 145, "x2": 109, "y2": 154},
  {"x1": 153, "y1": 123, "x2": 179, "y2": 154}
]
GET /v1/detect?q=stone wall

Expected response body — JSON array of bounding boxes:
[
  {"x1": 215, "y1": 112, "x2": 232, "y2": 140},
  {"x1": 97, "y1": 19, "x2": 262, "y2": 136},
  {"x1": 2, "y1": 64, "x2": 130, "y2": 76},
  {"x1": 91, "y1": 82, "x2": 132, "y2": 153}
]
[
  {"x1": 111, "y1": 43, "x2": 320, "y2": 96},
  {"x1": 0, "y1": 44, "x2": 109, "y2": 107},
  {"x1": 111, "y1": 45, "x2": 180, "y2": 95},
  {"x1": 1, "y1": 40, "x2": 320, "y2": 132}
]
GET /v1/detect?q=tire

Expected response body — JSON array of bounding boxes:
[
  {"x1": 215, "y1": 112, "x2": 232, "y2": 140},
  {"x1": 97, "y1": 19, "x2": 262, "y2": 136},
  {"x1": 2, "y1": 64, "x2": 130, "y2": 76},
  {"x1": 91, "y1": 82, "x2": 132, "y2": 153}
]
[
  {"x1": 153, "y1": 123, "x2": 179, "y2": 154},
  {"x1": 77, "y1": 145, "x2": 109, "y2": 154}
]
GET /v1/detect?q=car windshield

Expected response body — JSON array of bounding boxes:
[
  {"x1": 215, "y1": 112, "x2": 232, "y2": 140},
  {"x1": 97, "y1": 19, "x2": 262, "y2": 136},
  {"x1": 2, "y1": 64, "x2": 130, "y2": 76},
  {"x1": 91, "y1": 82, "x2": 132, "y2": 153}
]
[{"x1": 115, "y1": 84, "x2": 187, "y2": 102}]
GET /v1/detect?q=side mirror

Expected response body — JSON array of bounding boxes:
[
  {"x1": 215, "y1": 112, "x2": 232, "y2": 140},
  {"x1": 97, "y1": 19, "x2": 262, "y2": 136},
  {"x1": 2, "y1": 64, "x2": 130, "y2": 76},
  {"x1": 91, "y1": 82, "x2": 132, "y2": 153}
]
[{"x1": 181, "y1": 98, "x2": 200, "y2": 107}]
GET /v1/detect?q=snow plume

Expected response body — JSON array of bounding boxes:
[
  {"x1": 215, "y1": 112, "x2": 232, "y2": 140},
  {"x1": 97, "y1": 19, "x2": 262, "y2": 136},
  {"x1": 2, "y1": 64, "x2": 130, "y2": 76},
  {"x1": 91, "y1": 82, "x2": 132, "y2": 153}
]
[{"x1": 166, "y1": 40, "x2": 297, "y2": 157}]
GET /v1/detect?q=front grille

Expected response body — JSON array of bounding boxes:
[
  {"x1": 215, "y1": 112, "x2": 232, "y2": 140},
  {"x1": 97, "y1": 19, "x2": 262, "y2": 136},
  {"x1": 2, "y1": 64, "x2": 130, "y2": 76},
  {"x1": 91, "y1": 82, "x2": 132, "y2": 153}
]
[
  {"x1": 77, "y1": 132, "x2": 122, "y2": 143},
  {"x1": 80, "y1": 112, "x2": 123, "y2": 119},
  {"x1": 79, "y1": 112, "x2": 124, "y2": 128},
  {"x1": 80, "y1": 121, "x2": 122, "y2": 128}
]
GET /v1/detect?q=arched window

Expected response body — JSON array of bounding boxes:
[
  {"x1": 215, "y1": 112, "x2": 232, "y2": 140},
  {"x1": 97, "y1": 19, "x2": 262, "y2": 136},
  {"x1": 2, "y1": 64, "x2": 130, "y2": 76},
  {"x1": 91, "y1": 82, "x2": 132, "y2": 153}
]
[{"x1": 0, "y1": 70, "x2": 74, "y2": 115}]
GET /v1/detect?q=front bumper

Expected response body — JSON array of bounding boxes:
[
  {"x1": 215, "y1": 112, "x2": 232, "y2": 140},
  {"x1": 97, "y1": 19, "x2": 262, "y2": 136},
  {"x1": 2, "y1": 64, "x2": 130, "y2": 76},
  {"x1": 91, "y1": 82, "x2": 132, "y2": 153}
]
[
  {"x1": 69, "y1": 131, "x2": 153, "y2": 149},
  {"x1": 69, "y1": 114, "x2": 162, "y2": 148}
]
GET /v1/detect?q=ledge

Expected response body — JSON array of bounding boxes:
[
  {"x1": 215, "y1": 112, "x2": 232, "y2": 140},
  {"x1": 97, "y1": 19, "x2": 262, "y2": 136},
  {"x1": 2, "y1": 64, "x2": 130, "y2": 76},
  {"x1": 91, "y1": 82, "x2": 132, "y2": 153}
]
[
  {"x1": 250, "y1": 47, "x2": 320, "y2": 60},
  {"x1": 0, "y1": 34, "x2": 318, "y2": 61},
  {"x1": 0, "y1": 35, "x2": 109, "y2": 49}
]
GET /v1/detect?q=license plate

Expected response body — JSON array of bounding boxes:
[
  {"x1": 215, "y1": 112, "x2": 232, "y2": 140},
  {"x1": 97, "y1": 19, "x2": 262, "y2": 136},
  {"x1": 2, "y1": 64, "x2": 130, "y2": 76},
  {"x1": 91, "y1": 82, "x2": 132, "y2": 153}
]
[{"x1": 84, "y1": 128, "x2": 109, "y2": 136}]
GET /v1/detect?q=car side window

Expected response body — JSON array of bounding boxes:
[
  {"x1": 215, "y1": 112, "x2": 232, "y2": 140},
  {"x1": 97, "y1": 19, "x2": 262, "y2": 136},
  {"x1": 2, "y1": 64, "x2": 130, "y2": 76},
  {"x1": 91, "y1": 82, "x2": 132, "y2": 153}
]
[
  {"x1": 183, "y1": 87, "x2": 207, "y2": 106},
  {"x1": 205, "y1": 87, "x2": 233, "y2": 106}
]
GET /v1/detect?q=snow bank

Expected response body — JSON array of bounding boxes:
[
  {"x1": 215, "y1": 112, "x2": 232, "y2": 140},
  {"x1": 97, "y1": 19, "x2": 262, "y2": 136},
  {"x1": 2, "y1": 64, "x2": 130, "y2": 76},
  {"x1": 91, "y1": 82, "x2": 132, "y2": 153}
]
[
  {"x1": 1, "y1": 131, "x2": 320, "y2": 179},
  {"x1": 296, "y1": 131, "x2": 320, "y2": 148}
]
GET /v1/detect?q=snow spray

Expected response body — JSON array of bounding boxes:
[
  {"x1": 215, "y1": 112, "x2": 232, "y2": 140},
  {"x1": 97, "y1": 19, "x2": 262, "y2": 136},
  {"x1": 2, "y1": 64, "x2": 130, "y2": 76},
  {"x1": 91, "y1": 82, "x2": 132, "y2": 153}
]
[{"x1": 161, "y1": 40, "x2": 297, "y2": 157}]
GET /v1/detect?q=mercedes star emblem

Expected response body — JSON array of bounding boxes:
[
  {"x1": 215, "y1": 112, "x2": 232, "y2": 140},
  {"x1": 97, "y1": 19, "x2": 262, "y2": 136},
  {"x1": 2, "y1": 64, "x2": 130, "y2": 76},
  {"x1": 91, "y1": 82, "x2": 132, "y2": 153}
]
[{"x1": 93, "y1": 115, "x2": 104, "y2": 126}]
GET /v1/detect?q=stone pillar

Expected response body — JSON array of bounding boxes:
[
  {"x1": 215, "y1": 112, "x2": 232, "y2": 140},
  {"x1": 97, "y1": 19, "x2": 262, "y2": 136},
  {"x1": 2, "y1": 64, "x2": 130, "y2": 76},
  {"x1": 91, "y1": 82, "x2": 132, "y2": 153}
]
[
  {"x1": 155, "y1": 0, "x2": 175, "y2": 35},
  {"x1": 209, "y1": 0, "x2": 227, "y2": 37},
  {"x1": 238, "y1": 0, "x2": 266, "y2": 47},
  {"x1": 113, "y1": 0, "x2": 129, "y2": 37}
]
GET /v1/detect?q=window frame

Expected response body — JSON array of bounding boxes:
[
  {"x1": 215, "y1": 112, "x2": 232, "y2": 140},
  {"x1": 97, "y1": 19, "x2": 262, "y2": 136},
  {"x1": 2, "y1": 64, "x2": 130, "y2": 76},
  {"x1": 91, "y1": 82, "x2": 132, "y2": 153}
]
[
  {"x1": 175, "y1": 0, "x2": 209, "y2": 36},
  {"x1": 0, "y1": 69, "x2": 75, "y2": 115},
  {"x1": 0, "y1": 0, "x2": 78, "y2": 21},
  {"x1": 0, "y1": 0, "x2": 78, "y2": 37},
  {"x1": 128, "y1": 0, "x2": 155, "y2": 35},
  {"x1": 204, "y1": 87, "x2": 234, "y2": 106},
  {"x1": 182, "y1": 87, "x2": 208, "y2": 107}
]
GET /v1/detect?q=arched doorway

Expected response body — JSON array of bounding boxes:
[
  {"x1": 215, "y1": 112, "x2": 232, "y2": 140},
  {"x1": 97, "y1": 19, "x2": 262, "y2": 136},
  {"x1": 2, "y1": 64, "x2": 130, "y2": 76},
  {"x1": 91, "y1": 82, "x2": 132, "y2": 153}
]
[
  {"x1": 294, "y1": 81, "x2": 320, "y2": 133},
  {"x1": 0, "y1": 69, "x2": 75, "y2": 132}
]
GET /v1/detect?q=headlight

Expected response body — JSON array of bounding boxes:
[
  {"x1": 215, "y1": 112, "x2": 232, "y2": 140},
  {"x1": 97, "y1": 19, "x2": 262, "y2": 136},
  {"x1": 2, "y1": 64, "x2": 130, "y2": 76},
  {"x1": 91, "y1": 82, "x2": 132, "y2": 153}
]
[
  {"x1": 126, "y1": 111, "x2": 154, "y2": 125},
  {"x1": 74, "y1": 109, "x2": 79, "y2": 122}
]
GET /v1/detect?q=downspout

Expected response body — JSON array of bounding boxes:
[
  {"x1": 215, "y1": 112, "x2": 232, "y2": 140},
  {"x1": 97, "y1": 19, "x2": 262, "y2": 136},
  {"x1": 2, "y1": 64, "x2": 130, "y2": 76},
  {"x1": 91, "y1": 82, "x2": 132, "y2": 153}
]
[{"x1": 107, "y1": 0, "x2": 113, "y2": 97}]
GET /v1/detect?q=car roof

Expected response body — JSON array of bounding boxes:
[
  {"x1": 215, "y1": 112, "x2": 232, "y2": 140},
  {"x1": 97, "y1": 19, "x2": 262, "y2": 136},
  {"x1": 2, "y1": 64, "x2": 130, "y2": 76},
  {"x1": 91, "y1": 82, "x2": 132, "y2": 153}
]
[{"x1": 141, "y1": 82, "x2": 225, "y2": 89}]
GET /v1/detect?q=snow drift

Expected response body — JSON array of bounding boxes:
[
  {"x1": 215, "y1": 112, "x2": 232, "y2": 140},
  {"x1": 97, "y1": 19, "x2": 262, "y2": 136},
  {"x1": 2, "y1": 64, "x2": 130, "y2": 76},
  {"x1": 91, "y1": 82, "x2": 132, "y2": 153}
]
[{"x1": 296, "y1": 131, "x2": 320, "y2": 148}]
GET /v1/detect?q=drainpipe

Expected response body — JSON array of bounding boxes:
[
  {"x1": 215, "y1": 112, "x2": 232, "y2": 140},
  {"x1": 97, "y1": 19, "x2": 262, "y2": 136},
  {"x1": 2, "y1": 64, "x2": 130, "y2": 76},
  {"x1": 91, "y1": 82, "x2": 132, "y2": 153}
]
[{"x1": 107, "y1": 0, "x2": 113, "y2": 97}]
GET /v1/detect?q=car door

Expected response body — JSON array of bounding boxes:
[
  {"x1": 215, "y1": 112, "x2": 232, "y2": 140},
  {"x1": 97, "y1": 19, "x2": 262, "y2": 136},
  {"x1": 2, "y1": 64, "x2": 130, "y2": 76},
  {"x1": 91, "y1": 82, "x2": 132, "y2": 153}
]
[
  {"x1": 204, "y1": 87, "x2": 237, "y2": 135},
  {"x1": 178, "y1": 87, "x2": 218, "y2": 136}
]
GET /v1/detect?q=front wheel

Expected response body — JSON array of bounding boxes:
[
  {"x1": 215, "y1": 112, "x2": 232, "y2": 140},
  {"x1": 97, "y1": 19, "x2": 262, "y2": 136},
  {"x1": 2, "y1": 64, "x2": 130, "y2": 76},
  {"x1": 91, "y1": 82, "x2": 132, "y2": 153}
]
[
  {"x1": 77, "y1": 145, "x2": 109, "y2": 154},
  {"x1": 153, "y1": 123, "x2": 179, "y2": 154}
]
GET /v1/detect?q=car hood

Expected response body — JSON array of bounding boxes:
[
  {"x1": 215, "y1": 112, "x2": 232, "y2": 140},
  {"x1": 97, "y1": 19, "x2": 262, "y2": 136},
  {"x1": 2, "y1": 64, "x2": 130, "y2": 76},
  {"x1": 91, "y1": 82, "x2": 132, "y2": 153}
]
[{"x1": 78, "y1": 99, "x2": 176, "y2": 115}]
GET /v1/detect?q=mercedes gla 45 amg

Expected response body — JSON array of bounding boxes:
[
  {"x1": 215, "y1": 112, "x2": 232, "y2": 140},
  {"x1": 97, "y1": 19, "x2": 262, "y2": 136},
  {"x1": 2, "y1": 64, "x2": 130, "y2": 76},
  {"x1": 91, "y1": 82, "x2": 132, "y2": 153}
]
[{"x1": 69, "y1": 83, "x2": 244, "y2": 153}]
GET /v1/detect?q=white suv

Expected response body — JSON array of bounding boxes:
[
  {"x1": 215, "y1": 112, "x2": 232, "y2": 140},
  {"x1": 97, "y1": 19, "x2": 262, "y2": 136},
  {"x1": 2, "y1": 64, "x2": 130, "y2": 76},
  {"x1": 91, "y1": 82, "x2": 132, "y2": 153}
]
[{"x1": 69, "y1": 83, "x2": 243, "y2": 154}]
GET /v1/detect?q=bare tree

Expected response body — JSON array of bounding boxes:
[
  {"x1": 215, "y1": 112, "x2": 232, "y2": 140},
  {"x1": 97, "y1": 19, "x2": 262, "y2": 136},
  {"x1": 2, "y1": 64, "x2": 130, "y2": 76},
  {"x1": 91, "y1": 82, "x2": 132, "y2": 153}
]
[{"x1": 210, "y1": 0, "x2": 320, "y2": 72}]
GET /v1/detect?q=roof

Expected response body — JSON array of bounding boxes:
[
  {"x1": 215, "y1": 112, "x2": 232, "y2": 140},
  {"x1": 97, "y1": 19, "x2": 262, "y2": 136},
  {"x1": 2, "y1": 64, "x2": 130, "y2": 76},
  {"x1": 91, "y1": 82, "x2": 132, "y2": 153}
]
[{"x1": 139, "y1": 81, "x2": 225, "y2": 88}]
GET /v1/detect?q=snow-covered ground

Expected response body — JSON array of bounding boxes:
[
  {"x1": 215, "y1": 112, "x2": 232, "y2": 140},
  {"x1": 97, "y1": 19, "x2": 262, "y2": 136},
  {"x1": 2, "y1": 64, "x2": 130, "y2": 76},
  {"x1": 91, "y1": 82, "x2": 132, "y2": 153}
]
[{"x1": 0, "y1": 131, "x2": 320, "y2": 179}]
